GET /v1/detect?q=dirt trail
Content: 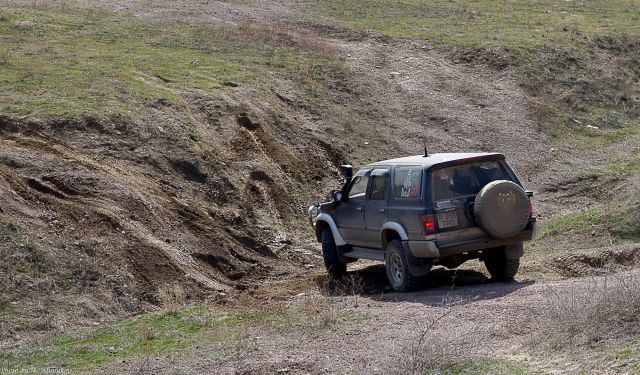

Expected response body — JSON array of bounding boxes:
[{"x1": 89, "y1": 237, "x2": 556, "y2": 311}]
[
  {"x1": 96, "y1": 267, "x2": 640, "y2": 374},
  {"x1": 338, "y1": 38, "x2": 550, "y2": 175}
]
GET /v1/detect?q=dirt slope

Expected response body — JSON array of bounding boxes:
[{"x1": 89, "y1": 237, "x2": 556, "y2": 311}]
[{"x1": 0, "y1": 87, "x2": 346, "y2": 335}]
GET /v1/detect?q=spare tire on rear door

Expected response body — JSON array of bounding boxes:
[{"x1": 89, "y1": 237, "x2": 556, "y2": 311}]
[{"x1": 474, "y1": 180, "x2": 529, "y2": 239}]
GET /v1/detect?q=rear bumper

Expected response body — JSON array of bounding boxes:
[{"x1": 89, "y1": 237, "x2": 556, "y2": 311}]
[{"x1": 407, "y1": 223, "x2": 536, "y2": 259}]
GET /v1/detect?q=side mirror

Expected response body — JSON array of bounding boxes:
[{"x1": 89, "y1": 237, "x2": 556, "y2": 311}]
[
  {"x1": 333, "y1": 191, "x2": 344, "y2": 203},
  {"x1": 340, "y1": 165, "x2": 353, "y2": 179}
]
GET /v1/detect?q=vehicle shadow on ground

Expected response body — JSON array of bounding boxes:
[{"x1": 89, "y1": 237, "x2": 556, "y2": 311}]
[{"x1": 315, "y1": 264, "x2": 535, "y2": 307}]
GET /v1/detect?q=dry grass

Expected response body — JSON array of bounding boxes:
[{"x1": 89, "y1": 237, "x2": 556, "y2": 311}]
[
  {"x1": 237, "y1": 18, "x2": 337, "y2": 57},
  {"x1": 398, "y1": 296, "x2": 485, "y2": 374},
  {"x1": 301, "y1": 294, "x2": 338, "y2": 328},
  {"x1": 532, "y1": 272, "x2": 640, "y2": 350},
  {"x1": 156, "y1": 283, "x2": 187, "y2": 315},
  {"x1": 317, "y1": 273, "x2": 367, "y2": 295},
  {"x1": 0, "y1": 0, "x2": 74, "y2": 11}
]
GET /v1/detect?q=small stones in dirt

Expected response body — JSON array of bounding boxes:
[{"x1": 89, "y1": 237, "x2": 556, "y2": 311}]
[{"x1": 223, "y1": 81, "x2": 240, "y2": 87}]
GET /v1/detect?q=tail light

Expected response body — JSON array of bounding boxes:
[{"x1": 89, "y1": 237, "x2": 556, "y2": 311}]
[
  {"x1": 528, "y1": 199, "x2": 533, "y2": 218},
  {"x1": 421, "y1": 214, "x2": 436, "y2": 234}
]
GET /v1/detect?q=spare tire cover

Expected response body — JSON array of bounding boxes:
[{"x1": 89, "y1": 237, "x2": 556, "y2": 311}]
[{"x1": 474, "y1": 180, "x2": 529, "y2": 239}]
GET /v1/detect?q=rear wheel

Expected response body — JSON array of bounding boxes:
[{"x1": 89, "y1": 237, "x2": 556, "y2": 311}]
[
  {"x1": 385, "y1": 240, "x2": 421, "y2": 292},
  {"x1": 321, "y1": 227, "x2": 346, "y2": 277},
  {"x1": 484, "y1": 248, "x2": 519, "y2": 281}
]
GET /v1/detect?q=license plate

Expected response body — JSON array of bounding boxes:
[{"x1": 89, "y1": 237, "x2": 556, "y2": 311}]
[{"x1": 438, "y1": 211, "x2": 459, "y2": 229}]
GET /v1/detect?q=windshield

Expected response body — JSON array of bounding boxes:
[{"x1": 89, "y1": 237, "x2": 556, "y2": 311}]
[{"x1": 432, "y1": 161, "x2": 510, "y2": 200}]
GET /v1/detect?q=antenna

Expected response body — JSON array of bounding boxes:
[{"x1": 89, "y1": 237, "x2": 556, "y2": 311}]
[{"x1": 423, "y1": 139, "x2": 429, "y2": 157}]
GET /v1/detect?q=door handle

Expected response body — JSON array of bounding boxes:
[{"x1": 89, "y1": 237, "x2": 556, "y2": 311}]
[
  {"x1": 378, "y1": 208, "x2": 385, "y2": 213},
  {"x1": 355, "y1": 207, "x2": 363, "y2": 212}
]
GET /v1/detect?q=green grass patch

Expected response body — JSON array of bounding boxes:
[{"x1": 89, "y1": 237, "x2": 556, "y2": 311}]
[
  {"x1": 438, "y1": 357, "x2": 533, "y2": 375},
  {"x1": 300, "y1": 0, "x2": 639, "y2": 52},
  {"x1": 611, "y1": 151, "x2": 640, "y2": 177},
  {"x1": 0, "y1": 302, "x2": 368, "y2": 372},
  {"x1": 538, "y1": 196, "x2": 640, "y2": 245},
  {"x1": 0, "y1": 4, "x2": 340, "y2": 117},
  {"x1": 612, "y1": 340, "x2": 640, "y2": 373}
]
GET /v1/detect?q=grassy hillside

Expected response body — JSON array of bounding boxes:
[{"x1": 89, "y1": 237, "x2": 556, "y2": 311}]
[
  {"x1": 302, "y1": 0, "x2": 640, "y2": 140},
  {"x1": 0, "y1": 4, "x2": 341, "y2": 117},
  {"x1": 301, "y1": 0, "x2": 639, "y2": 49}
]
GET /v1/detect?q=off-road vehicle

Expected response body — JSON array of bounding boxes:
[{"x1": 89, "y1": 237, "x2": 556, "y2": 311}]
[{"x1": 307, "y1": 152, "x2": 536, "y2": 292}]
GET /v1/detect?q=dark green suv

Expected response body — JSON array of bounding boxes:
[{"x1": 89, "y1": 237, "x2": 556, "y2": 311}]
[{"x1": 307, "y1": 153, "x2": 536, "y2": 292}]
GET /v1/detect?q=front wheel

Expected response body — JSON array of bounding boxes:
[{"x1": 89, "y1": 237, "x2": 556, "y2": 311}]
[
  {"x1": 484, "y1": 247, "x2": 520, "y2": 281},
  {"x1": 321, "y1": 227, "x2": 346, "y2": 277},
  {"x1": 385, "y1": 240, "x2": 422, "y2": 292}
]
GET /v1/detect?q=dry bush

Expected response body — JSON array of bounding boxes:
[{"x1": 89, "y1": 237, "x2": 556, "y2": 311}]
[
  {"x1": 156, "y1": 283, "x2": 186, "y2": 314},
  {"x1": 237, "y1": 18, "x2": 336, "y2": 56},
  {"x1": 317, "y1": 273, "x2": 369, "y2": 296},
  {"x1": 532, "y1": 272, "x2": 640, "y2": 350},
  {"x1": 316, "y1": 273, "x2": 375, "y2": 308},
  {"x1": 302, "y1": 294, "x2": 337, "y2": 328},
  {"x1": 140, "y1": 327, "x2": 156, "y2": 341},
  {"x1": 398, "y1": 297, "x2": 485, "y2": 374}
]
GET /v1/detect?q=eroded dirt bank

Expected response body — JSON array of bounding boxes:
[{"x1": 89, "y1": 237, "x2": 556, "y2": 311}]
[{"x1": 0, "y1": 88, "x2": 348, "y2": 336}]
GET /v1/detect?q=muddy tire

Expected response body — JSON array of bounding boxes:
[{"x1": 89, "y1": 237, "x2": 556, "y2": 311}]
[
  {"x1": 484, "y1": 248, "x2": 519, "y2": 281},
  {"x1": 321, "y1": 227, "x2": 346, "y2": 278},
  {"x1": 474, "y1": 180, "x2": 529, "y2": 239},
  {"x1": 385, "y1": 240, "x2": 421, "y2": 292}
]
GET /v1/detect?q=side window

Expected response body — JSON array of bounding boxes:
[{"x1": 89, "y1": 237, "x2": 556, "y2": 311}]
[
  {"x1": 369, "y1": 175, "x2": 387, "y2": 200},
  {"x1": 347, "y1": 176, "x2": 369, "y2": 200},
  {"x1": 394, "y1": 166, "x2": 422, "y2": 199}
]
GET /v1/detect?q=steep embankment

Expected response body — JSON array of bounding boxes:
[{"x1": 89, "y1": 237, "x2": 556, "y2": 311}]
[{"x1": 0, "y1": 85, "x2": 354, "y2": 335}]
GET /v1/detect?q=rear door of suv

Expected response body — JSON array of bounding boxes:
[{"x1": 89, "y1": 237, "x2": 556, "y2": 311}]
[{"x1": 431, "y1": 159, "x2": 515, "y2": 245}]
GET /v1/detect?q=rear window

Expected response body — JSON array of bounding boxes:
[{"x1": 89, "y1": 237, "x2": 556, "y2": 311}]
[
  {"x1": 394, "y1": 166, "x2": 422, "y2": 199},
  {"x1": 432, "y1": 161, "x2": 509, "y2": 200}
]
